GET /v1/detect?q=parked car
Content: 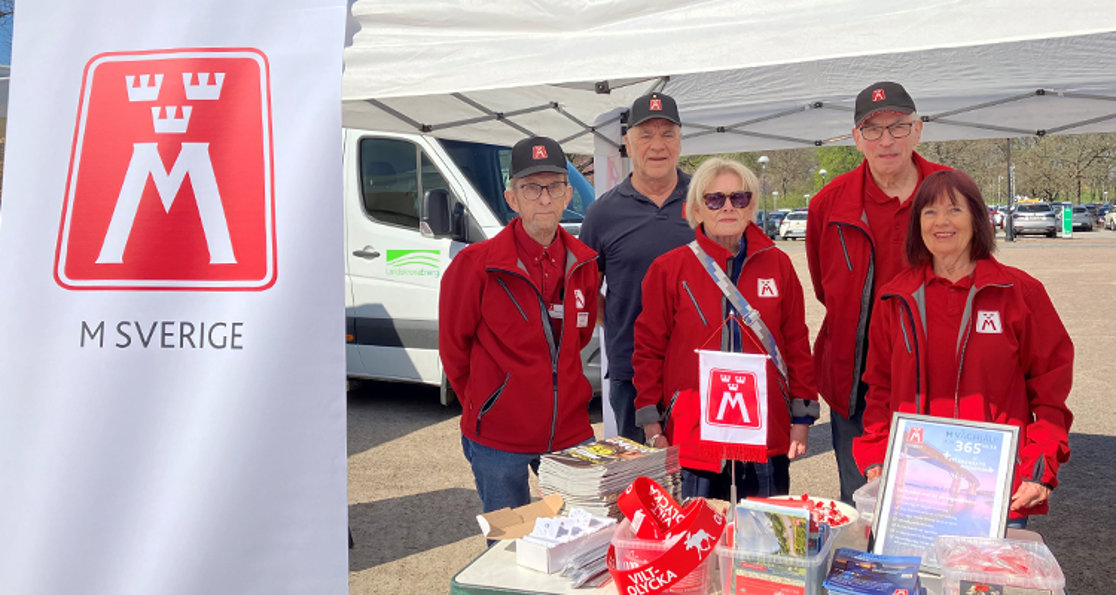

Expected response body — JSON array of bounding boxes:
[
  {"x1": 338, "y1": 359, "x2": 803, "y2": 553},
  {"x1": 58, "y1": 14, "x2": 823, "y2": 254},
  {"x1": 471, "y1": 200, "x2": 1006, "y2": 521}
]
[
  {"x1": 1011, "y1": 202, "x2": 1057, "y2": 237},
  {"x1": 1056, "y1": 206, "x2": 1095, "y2": 231},
  {"x1": 778, "y1": 210, "x2": 808, "y2": 240},
  {"x1": 761, "y1": 210, "x2": 787, "y2": 239},
  {"x1": 992, "y1": 206, "x2": 1007, "y2": 229},
  {"x1": 1082, "y1": 203, "x2": 1101, "y2": 227},
  {"x1": 1105, "y1": 207, "x2": 1116, "y2": 230}
]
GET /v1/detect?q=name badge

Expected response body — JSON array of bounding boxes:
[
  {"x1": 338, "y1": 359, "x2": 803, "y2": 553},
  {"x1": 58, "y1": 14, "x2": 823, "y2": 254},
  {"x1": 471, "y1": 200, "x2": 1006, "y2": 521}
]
[
  {"x1": 548, "y1": 304, "x2": 564, "y2": 319},
  {"x1": 577, "y1": 311, "x2": 590, "y2": 328}
]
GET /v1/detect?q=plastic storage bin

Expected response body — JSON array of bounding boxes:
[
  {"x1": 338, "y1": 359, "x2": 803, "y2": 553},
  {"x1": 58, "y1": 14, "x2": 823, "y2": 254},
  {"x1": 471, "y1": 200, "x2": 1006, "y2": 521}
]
[
  {"x1": 934, "y1": 536, "x2": 1066, "y2": 595},
  {"x1": 849, "y1": 478, "x2": 879, "y2": 551},
  {"x1": 717, "y1": 530, "x2": 835, "y2": 595},
  {"x1": 609, "y1": 519, "x2": 715, "y2": 595}
]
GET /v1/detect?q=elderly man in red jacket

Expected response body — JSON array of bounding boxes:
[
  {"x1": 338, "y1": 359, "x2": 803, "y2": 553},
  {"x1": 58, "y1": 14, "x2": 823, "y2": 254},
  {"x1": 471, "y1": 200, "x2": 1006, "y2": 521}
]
[
  {"x1": 439, "y1": 136, "x2": 600, "y2": 516},
  {"x1": 805, "y1": 82, "x2": 950, "y2": 503}
]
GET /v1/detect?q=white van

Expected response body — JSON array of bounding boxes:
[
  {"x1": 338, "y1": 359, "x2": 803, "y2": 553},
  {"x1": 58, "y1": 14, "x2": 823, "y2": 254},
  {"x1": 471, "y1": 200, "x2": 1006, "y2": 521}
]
[{"x1": 342, "y1": 128, "x2": 600, "y2": 403}]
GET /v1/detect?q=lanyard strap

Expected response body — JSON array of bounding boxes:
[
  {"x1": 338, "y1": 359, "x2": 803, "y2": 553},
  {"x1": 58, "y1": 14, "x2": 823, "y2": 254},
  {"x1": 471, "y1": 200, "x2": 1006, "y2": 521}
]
[
  {"x1": 688, "y1": 241, "x2": 788, "y2": 381},
  {"x1": 608, "y1": 477, "x2": 725, "y2": 594}
]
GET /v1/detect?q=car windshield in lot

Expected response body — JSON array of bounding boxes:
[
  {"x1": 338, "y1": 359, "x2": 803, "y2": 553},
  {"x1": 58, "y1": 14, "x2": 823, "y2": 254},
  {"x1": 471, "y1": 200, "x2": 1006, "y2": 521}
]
[
  {"x1": 786, "y1": 212, "x2": 807, "y2": 221},
  {"x1": 1016, "y1": 204, "x2": 1053, "y2": 214}
]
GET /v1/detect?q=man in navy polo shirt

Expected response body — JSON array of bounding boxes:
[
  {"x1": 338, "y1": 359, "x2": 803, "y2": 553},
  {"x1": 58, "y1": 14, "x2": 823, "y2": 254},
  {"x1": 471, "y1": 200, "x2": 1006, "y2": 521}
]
[{"x1": 580, "y1": 92, "x2": 695, "y2": 444}]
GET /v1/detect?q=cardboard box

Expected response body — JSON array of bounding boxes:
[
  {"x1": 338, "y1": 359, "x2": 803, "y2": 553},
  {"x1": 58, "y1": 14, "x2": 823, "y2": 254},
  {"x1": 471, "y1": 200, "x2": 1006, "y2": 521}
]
[{"x1": 475, "y1": 493, "x2": 564, "y2": 541}]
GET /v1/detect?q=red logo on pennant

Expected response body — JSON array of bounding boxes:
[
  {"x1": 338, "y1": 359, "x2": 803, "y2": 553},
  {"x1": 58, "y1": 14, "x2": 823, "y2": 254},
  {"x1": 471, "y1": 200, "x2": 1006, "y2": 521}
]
[
  {"x1": 532, "y1": 145, "x2": 548, "y2": 159},
  {"x1": 872, "y1": 88, "x2": 886, "y2": 102},
  {"x1": 649, "y1": 98, "x2": 662, "y2": 111},
  {"x1": 907, "y1": 426, "x2": 924, "y2": 444},
  {"x1": 706, "y1": 369, "x2": 761, "y2": 429},
  {"x1": 55, "y1": 48, "x2": 276, "y2": 290}
]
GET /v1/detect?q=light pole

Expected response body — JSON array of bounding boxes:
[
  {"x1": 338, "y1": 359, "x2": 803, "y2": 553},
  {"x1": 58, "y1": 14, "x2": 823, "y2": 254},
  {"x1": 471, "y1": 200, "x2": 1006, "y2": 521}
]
[
  {"x1": 758, "y1": 155, "x2": 770, "y2": 231},
  {"x1": 772, "y1": 191, "x2": 779, "y2": 210},
  {"x1": 997, "y1": 175, "x2": 1004, "y2": 205},
  {"x1": 818, "y1": 168, "x2": 827, "y2": 189}
]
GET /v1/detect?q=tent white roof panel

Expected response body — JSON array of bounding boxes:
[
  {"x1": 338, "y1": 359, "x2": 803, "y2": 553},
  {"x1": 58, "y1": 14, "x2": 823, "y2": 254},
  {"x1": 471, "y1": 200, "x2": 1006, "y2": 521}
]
[{"x1": 342, "y1": 1, "x2": 1116, "y2": 154}]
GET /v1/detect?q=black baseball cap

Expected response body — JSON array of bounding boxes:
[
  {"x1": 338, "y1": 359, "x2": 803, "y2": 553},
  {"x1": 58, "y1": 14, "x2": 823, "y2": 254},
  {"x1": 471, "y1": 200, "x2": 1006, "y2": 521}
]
[
  {"x1": 854, "y1": 82, "x2": 917, "y2": 127},
  {"x1": 628, "y1": 92, "x2": 681, "y2": 128},
  {"x1": 509, "y1": 136, "x2": 567, "y2": 178}
]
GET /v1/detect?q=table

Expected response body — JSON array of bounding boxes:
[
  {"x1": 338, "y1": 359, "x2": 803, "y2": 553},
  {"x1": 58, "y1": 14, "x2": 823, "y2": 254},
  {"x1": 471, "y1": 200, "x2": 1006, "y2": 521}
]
[{"x1": 451, "y1": 540, "x2": 614, "y2": 595}]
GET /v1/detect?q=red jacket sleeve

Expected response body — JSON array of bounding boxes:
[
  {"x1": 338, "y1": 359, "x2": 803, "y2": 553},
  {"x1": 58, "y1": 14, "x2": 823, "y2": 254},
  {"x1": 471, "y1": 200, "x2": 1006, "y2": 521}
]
[
  {"x1": 1016, "y1": 279, "x2": 1074, "y2": 487},
  {"x1": 805, "y1": 189, "x2": 830, "y2": 305},
  {"x1": 438, "y1": 249, "x2": 484, "y2": 399},
  {"x1": 632, "y1": 258, "x2": 676, "y2": 418},
  {"x1": 853, "y1": 296, "x2": 897, "y2": 473}
]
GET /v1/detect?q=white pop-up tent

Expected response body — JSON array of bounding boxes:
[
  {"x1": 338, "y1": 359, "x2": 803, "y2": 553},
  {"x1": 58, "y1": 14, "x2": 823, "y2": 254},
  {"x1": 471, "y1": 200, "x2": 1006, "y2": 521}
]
[{"x1": 342, "y1": 0, "x2": 1116, "y2": 165}]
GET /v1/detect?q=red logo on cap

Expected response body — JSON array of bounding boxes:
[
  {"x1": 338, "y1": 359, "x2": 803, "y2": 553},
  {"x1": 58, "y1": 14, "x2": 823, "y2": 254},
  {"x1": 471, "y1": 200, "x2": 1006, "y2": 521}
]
[
  {"x1": 649, "y1": 98, "x2": 662, "y2": 111},
  {"x1": 532, "y1": 145, "x2": 548, "y2": 159},
  {"x1": 872, "y1": 89, "x2": 886, "y2": 102}
]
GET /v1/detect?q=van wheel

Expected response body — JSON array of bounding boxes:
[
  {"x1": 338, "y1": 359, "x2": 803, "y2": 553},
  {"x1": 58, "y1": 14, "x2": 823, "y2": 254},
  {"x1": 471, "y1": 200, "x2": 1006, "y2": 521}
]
[
  {"x1": 1046, "y1": 230, "x2": 1057, "y2": 238},
  {"x1": 440, "y1": 375, "x2": 458, "y2": 407}
]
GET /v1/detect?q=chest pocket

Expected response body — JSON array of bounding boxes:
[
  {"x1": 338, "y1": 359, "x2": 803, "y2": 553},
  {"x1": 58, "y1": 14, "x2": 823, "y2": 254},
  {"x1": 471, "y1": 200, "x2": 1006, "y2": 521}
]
[{"x1": 680, "y1": 280, "x2": 709, "y2": 326}]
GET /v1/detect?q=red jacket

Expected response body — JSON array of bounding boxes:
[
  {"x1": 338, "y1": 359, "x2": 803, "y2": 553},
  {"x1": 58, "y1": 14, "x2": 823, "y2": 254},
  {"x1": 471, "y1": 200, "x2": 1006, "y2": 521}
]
[
  {"x1": 633, "y1": 224, "x2": 819, "y2": 471},
  {"x1": 805, "y1": 154, "x2": 950, "y2": 418},
  {"x1": 853, "y1": 258, "x2": 1073, "y2": 517},
  {"x1": 439, "y1": 219, "x2": 600, "y2": 453}
]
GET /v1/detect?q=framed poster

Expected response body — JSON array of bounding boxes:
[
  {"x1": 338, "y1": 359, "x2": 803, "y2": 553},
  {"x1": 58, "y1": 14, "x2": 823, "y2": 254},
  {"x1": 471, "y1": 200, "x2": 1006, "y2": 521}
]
[{"x1": 872, "y1": 414, "x2": 1019, "y2": 570}]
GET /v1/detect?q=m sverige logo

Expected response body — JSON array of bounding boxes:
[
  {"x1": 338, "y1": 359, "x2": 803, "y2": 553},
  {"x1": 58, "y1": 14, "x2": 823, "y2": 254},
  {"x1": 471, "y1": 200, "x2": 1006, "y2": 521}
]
[{"x1": 55, "y1": 49, "x2": 275, "y2": 290}]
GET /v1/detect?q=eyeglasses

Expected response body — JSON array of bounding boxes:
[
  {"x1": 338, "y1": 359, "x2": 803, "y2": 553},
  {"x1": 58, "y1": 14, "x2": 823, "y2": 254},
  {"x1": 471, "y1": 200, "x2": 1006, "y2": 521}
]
[
  {"x1": 858, "y1": 121, "x2": 916, "y2": 141},
  {"x1": 517, "y1": 181, "x2": 568, "y2": 201},
  {"x1": 702, "y1": 191, "x2": 753, "y2": 210}
]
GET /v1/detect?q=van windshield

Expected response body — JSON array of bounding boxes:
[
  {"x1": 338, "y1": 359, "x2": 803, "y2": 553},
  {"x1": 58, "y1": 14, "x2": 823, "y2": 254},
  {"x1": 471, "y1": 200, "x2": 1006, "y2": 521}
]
[{"x1": 441, "y1": 139, "x2": 595, "y2": 226}]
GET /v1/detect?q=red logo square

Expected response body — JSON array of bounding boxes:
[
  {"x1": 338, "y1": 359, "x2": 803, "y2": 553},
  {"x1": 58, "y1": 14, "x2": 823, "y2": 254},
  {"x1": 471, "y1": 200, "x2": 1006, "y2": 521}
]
[
  {"x1": 55, "y1": 48, "x2": 276, "y2": 290},
  {"x1": 872, "y1": 88, "x2": 886, "y2": 102},
  {"x1": 649, "y1": 98, "x2": 662, "y2": 111},
  {"x1": 705, "y1": 369, "x2": 761, "y2": 429},
  {"x1": 907, "y1": 426, "x2": 924, "y2": 443},
  {"x1": 532, "y1": 145, "x2": 548, "y2": 159}
]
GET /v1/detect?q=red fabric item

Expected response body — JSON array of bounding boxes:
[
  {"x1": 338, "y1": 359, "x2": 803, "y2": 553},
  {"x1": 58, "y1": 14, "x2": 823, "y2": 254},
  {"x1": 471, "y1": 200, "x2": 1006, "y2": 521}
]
[
  {"x1": 923, "y1": 271, "x2": 972, "y2": 408},
  {"x1": 511, "y1": 220, "x2": 567, "y2": 309},
  {"x1": 633, "y1": 224, "x2": 818, "y2": 471},
  {"x1": 805, "y1": 152, "x2": 950, "y2": 418},
  {"x1": 609, "y1": 478, "x2": 725, "y2": 595},
  {"x1": 439, "y1": 218, "x2": 599, "y2": 453},
  {"x1": 852, "y1": 258, "x2": 1074, "y2": 518}
]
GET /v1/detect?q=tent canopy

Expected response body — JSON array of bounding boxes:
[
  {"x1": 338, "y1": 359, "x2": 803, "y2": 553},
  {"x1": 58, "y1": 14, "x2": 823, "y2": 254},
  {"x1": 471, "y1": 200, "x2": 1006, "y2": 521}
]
[{"x1": 342, "y1": 1, "x2": 1116, "y2": 156}]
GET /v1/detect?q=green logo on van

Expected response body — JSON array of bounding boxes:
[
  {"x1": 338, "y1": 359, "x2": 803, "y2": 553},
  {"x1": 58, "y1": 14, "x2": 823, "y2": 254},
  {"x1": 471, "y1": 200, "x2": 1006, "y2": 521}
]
[{"x1": 386, "y1": 249, "x2": 441, "y2": 277}]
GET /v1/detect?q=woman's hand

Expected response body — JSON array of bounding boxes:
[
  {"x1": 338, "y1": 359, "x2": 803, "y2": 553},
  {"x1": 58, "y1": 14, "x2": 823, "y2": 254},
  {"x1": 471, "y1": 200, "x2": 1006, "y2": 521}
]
[
  {"x1": 865, "y1": 466, "x2": 882, "y2": 482},
  {"x1": 787, "y1": 424, "x2": 809, "y2": 459},
  {"x1": 1010, "y1": 481, "x2": 1051, "y2": 511}
]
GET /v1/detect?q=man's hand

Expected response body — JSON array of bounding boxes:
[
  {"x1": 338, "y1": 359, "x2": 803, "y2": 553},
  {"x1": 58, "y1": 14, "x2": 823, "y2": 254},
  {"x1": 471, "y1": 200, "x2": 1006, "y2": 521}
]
[{"x1": 787, "y1": 424, "x2": 809, "y2": 459}]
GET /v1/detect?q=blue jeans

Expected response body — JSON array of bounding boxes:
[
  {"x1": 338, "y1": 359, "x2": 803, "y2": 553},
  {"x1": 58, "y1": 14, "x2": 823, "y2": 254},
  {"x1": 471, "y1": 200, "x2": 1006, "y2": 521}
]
[
  {"x1": 461, "y1": 435, "x2": 542, "y2": 514},
  {"x1": 609, "y1": 379, "x2": 645, "y2": 443},
  {"x1": 831, "y1": 390, "x2": 867, "y2": 505},
  {"x1": 1006, "y1": 517, "x2": 1029, "y2": 529}
]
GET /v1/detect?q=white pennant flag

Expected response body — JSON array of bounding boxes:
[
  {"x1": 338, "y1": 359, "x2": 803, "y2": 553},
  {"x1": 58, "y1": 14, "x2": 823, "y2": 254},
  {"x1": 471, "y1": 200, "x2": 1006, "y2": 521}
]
[{"x1": 697, "y1": 349, "x2": 768, "y2": 450}]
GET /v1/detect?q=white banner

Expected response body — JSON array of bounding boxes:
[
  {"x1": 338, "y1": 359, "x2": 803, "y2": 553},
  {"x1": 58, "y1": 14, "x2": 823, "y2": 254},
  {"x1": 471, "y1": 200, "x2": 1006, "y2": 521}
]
[
  {"x1": 0, "y1": 2, "x2": 347, "y2": 594},
  {"x1": 697, "y1": 350, "x2": 768, "y2": 447}
]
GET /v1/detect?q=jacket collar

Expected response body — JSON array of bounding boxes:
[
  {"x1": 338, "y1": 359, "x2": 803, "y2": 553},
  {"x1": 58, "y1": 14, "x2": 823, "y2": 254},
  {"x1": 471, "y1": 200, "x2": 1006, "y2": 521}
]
[
  {"x1": 488, "y1": 217, "x2": 598, "y2": 274},
  {"x1": 888, "y1": 255, "x2": 1015, "y2": 295},
  {"x1": 827, "y1": 151, "x2": 938, "y2": 226},
  {"x1": 694, "y1": 221, "x2": 774, "y2": 270}
]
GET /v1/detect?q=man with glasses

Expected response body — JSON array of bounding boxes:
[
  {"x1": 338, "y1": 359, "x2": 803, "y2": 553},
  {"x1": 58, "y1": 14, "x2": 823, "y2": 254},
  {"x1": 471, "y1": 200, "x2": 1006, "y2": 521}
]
[
  {"x1": 805, "y1": 82, "x2": 950, "y2": 503},
  {"x1": 580, "y1": 92, "x2": 696, "y2": 445},
  {"x1": 440, "y1": 136, "x2": 600, "y2": 520}
]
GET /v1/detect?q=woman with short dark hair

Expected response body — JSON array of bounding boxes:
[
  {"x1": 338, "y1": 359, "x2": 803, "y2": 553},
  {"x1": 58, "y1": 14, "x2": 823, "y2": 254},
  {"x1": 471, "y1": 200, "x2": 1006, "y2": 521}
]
[{"x1": 853, "y1": 169, "x2": 1074, "y2": 526}]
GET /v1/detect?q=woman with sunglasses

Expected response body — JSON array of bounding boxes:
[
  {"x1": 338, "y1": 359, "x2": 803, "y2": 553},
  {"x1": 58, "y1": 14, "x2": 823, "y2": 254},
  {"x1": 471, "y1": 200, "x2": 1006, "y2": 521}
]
[{"x1": 632, "y1": 158, "x2": 819, "y2": 500}]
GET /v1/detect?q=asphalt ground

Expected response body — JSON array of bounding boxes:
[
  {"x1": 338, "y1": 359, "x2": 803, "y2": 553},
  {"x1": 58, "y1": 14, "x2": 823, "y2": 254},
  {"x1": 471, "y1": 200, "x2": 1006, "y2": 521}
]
[{"x1": 348, "y1": 228, "x2": 1116, "y2": 594}]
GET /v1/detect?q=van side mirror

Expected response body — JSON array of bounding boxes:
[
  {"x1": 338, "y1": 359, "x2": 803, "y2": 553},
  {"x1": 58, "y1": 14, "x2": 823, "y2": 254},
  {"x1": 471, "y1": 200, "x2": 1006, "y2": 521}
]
[{"x1": 422, "y1": 189, "x2": 452, "y2": 238}]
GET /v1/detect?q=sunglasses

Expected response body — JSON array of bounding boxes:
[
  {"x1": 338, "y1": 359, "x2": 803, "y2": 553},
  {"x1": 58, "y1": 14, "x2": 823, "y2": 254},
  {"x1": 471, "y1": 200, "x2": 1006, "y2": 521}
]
[{"x1": 702, "y1": 191, "x2": 753, "y2": 210}]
